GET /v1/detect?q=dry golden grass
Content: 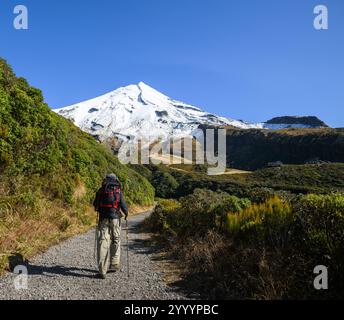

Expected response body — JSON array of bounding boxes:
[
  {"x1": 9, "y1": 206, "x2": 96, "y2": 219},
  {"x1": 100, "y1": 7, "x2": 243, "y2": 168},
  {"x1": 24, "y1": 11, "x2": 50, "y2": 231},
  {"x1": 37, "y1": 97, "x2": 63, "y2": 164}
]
[
  {"x1": 0, "y1": 198, "x2": 95, "y2": 274},
  {"x1": 72, "y1": 181, "x2": 87, "y2": 201}
]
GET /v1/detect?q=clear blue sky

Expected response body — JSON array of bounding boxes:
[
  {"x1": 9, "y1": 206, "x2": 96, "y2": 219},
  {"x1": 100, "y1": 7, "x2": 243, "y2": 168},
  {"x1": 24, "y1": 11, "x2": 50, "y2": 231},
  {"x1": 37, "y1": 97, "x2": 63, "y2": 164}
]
[{"x1": 1, "y1": 0, "x2": 343, "y2": 127}]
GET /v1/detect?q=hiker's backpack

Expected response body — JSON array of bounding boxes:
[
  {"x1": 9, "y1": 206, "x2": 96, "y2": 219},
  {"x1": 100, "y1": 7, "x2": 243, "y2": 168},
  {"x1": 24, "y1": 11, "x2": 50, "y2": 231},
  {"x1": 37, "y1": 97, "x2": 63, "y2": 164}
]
[{"x1": 98, "y1": 181, "x2": 121, "y2": 210}]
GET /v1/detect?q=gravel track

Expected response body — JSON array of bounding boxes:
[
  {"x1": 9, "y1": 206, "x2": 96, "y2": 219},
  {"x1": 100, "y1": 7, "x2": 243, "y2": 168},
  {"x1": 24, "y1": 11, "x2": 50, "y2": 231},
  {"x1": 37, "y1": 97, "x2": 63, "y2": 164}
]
[{"x1": 0, "y1": 211, "x2": 188, "y2": 300}]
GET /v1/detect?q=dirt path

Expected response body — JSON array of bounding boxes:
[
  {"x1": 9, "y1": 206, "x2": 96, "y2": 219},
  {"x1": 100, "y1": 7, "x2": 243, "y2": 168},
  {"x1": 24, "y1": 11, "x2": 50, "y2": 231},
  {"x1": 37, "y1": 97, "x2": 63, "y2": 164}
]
[{"x1": 0, "y1": 211, "x2": 188, "y2": 300}]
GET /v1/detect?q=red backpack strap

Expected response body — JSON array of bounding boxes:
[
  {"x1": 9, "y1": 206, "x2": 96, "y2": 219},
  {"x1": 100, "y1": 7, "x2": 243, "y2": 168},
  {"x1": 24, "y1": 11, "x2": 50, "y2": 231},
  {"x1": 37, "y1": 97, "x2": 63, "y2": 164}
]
[{"x1": 114, "y1": 187, "x2": 120, "y2": 209}]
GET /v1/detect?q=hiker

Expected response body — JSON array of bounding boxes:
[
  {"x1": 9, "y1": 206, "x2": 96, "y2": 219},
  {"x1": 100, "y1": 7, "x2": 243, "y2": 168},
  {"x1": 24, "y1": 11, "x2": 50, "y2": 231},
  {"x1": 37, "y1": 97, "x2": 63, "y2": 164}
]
[{"x1": 93, "y1": 174, "x2": 128, "y2": 279}]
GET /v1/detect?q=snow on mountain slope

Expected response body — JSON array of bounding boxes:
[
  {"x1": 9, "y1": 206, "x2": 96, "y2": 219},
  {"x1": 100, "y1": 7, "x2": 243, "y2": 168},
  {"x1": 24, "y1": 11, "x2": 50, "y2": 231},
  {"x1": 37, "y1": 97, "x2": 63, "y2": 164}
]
[
  {"x1": 54, "y1": 82, "x2": 326, "y2": 143},
  {"x1": 54, "y1": 82, "x2": 253, "y2": 142}
]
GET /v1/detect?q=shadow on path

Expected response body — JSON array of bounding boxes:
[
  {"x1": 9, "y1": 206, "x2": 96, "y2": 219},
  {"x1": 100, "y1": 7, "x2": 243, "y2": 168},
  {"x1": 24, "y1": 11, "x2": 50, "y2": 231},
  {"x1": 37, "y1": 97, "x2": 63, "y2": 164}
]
[
  {"x1": 8, "y1": 253, "x2": 97, "y2": 279},
  {"x1": 25, "y1": 264, "x2": 98, "y2": 279}
]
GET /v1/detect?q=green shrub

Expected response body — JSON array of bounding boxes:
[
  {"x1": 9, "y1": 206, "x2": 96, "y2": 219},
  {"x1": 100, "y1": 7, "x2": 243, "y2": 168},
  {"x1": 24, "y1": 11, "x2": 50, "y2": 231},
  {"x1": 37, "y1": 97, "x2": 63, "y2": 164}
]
[
  {"x1": 151, "y1": 171, "x2": 179, "y2": 198},
  {"x1": 226, "y1": 196, "x2": 295, "y2": 248},
  {"x1": 147, "y1": 199, "x2": 180, "y2": 235},
  {"x1": 294, "y1": 193, "x2": 344, "y2": 268},
  {"x1": 243, "y1": 187, "x2": 276, "y2": 203},
  {"x1": 148, "y1": 189, "x2": 250, "y2": 238}
]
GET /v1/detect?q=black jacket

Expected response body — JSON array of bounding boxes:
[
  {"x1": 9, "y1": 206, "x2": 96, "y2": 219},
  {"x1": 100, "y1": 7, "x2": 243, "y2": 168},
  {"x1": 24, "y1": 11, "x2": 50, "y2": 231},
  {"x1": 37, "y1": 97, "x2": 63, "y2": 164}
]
[{"x1": 93, "y1": 186, "x2": 128, "y2": 220}]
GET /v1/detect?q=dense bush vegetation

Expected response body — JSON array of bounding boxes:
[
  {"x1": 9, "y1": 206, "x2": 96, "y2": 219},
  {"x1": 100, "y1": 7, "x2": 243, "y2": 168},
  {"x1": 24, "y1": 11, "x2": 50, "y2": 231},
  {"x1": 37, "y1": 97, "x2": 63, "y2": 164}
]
[
  {"x1": 221, "y1": 127, "x2": 344, "y2": 170},
  {"x1": 0, "y1": 58, "x2": 154, "y2": 271},
  {"x1": 226, "y1": 196, "x2": 294, "y2": 248},
  {"x1": 132, "y1": 163, "x2": 344, "y2": 203},
  {"x1": 151, "y1": 171, "x2": 179, "y2": 198},
  {"x1": 149, "y1": 189, "x2": 250, "y2": 238},
  {"x1": 294, "y1": 193, "x2": 344, "y2": 288},
  {"x1": 146, "y1": 190, "x2": 344, "y2": 299}
]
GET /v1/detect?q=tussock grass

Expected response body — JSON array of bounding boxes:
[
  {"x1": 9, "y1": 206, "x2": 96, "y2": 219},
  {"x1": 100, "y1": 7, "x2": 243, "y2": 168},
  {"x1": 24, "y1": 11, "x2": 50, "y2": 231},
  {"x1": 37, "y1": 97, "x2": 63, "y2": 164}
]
[{"x1": 0, "y1": 199, "x2": 95, "y2": 273}]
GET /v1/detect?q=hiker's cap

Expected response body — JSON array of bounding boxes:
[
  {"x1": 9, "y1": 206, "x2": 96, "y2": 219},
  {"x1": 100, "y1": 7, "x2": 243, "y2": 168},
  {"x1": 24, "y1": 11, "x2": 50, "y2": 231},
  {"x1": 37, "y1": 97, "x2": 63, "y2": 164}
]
[{"x1": 106, "y1": 173, "x2": 118, "y2": 181}]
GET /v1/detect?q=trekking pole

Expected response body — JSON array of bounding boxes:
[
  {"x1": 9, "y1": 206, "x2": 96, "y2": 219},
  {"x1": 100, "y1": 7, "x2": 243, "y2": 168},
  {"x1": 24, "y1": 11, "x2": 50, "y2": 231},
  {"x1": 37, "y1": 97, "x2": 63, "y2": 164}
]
[{"x1": 126, "y1": 219, "x2": 130, "y2": 278}]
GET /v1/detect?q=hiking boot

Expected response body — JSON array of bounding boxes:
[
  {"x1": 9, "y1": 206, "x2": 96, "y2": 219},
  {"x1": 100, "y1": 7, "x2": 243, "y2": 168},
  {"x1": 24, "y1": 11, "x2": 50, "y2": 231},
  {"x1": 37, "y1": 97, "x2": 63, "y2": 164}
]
[
  {"x1": 108, "y1": 264, "x2": 120, "y2": 272},
  {"x1": 97, "y1": 273, "x2": 106, "y2": 279}
]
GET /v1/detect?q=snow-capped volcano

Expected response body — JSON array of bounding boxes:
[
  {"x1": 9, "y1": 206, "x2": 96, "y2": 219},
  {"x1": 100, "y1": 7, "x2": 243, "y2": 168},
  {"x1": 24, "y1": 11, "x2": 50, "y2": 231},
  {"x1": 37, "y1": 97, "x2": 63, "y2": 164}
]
[
  {"x1": 55, "y1": 82, "x2": 328, "y2": 143},
  {"x1": 54, "y1": 82, "x2": 254, "y2": 142}
]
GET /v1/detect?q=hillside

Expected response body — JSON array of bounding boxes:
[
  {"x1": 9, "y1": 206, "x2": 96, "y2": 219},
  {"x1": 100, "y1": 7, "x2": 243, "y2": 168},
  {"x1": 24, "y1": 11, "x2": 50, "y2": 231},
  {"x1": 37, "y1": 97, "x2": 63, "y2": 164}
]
[
  {"x1": 226, "y1": 128, "x2": 344, "y2": 170},
  {"x1": 197, "y1": 126, "x2": 344, "y2": 170},
  {"x1": 134, "y1": 162, "x2": 344, "y2": 201},
  {"x1": 0, "y1": 59, "x2": 154, "y2": 271}
]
